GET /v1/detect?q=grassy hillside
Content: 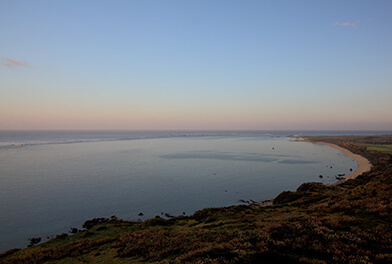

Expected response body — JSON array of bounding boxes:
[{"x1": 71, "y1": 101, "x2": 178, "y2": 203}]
[{"x1": 1, "y1": 135, "x2": 392, "y2": 264}]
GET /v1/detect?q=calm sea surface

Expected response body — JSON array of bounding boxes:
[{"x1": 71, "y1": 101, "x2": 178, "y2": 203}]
[{"x1": 0, "y1": 130, "x2": 390, "y2": 252}]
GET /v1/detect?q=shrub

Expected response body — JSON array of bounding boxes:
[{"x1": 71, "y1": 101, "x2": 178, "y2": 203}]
[{"x1": 273, "y1": 191, "x2": 302, "y2": 205}]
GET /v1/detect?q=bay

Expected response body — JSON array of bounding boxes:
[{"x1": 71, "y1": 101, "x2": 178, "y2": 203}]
[{"x1": 1, "y1": 130, "x2": 387, "y2": 252}]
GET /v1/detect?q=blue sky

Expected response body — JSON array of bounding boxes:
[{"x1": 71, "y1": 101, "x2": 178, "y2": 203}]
[{"x1": 1, "y1": 0, "x2": 391, "y2": 130}]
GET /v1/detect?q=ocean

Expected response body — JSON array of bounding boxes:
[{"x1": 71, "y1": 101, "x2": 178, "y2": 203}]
[{"x1": 0, "y1": 130, "x2": 390, "y2": 252}]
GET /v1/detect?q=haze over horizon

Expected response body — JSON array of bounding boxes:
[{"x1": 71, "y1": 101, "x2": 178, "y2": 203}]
[{"x1": 1, "y1": 1, "x2": 392, "y2": 131}]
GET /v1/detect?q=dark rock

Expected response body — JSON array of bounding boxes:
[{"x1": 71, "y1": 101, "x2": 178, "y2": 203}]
[
  {"x1": 28, "y1": 237, "x2": 41, "y2": 247},
  {"x1": 164, "y1": 212, "x2": 174, "y2": 218},
  {"x1": 82, "y1": 217, "x2": 109, "y2": 230},
  {"x1": 69, "y1": 227, "x2": 79, "y2": 234},
  {"x1": 238, "y1": 199, "x2": 249, "y2": 204}
]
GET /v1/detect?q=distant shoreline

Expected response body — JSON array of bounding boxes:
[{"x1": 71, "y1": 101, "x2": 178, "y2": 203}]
[{"x1": 293, "y1": 136, "x2": 372, "y2": 182}]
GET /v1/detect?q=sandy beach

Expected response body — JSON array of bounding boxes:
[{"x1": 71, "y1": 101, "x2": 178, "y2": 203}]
[
  {"x1": 292, "y1": 136, "x2": 372, "y2": 182},
  {"x1": 315, "y1": 142, "x2": 372, "y2": 182}
]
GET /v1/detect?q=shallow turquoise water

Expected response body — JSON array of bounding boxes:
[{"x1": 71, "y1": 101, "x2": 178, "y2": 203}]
[{"x1": 0, "y1": 133, "x2": 358, "y2": 251}]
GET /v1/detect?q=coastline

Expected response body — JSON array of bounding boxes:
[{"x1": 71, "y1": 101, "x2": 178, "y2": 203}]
[
  {"x1": 3, "y1": 135, "x2": 392, "y2": 263},
  {"x1": 311, "y1": 140, "x2": 372, "y2": 182},
  {"x1": 254, "y1": 138, "x2": 372, "y2": 207}
]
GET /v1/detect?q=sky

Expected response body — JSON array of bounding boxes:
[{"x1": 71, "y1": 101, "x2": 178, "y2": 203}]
[{"x1": 1, "y1": 0, "x2": 392, "y2": 130}]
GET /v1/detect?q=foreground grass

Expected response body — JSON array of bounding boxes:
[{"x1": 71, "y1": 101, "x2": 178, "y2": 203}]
[{"x1": 1, "y1": 135, "x2": 392, "y2": 263}]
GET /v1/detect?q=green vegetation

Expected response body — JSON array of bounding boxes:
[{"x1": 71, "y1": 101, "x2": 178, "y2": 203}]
[
  {"x1": 306, "y1": 134, "x2": 392, "y2": 153},
  {"x1": 2, "y1": 135, "x2": 392, "y2": 263},
  {"x1": 362, "y1": 144, "x2": 392, "y2": 152},
  {"x1": 305, "y1": 135, "x2": 392, "y2": 145}
]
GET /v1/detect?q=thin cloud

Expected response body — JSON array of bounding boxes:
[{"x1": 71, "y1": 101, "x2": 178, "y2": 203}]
[
  {"x1": 334, "y1": 21, "x2": 359, "y2": 27},
  {"x1": 2, "y1": 57, "x2": 31, "y2": 67},
  {"x1": 341, "y1": 22, "x2": 356, "y2": 27}
]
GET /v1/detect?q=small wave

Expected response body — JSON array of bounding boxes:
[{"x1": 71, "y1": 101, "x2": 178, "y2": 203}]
[
  {"x1": 0, "y1": 143, "x2": 28, "y2": 149},
  {"x1": 12, "y1": 143, "x2": 26, "y2": 147}
]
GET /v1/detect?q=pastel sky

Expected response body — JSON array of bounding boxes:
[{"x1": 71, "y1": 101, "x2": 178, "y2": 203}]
[{"x1": 1, "y1": 0, "x2": 392, "y2": 130}]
